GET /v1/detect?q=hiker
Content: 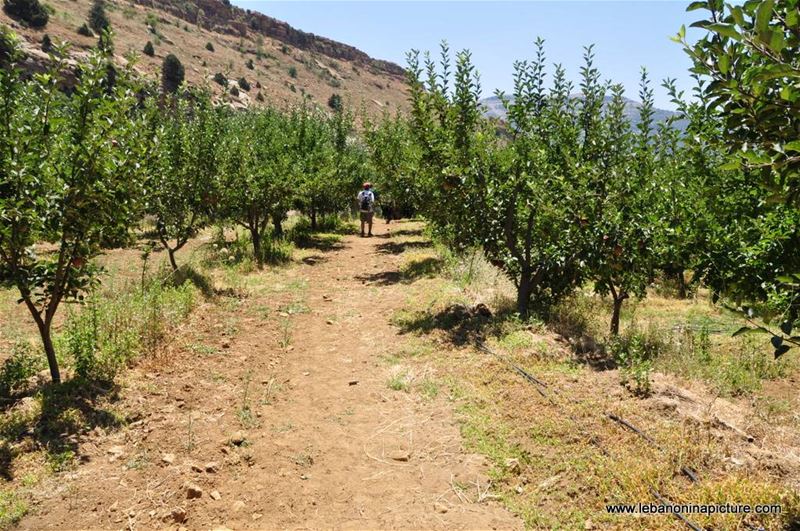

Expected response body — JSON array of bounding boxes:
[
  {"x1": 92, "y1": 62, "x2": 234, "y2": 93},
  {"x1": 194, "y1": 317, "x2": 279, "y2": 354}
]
[{"x1": 357, "y1": 182, "x2": 375, "y2": 237}]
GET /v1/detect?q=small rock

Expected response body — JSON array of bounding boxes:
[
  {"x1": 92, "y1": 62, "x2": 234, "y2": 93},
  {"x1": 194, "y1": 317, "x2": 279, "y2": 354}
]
[
  {"x1": 222, "y1": 340, "x2": 231, "y2": 349},
  {"x1": 232, "y1": 500, "x2": 246, "y2": 512},
  {"x1": 228, "y1": 431, "x2": 246, "y2": 446},
  {"x1": 109, "y1": 501, "x2": 118, "y2": 512},
  {"x1": 505, "y1": 457, "x2": 521, "y2": 474},
  {"x1": 326, "y1": 319, "x2": 335, "y2": 325},
  {"x1": 302, "y1": 371, "x2": 310, "y2": 376},
  {"x1": 584, "y1": 519, "x2": 595, "y2": 530},
  {"x1": 210, "y1": 490, "x2": 222, "y2": 501},
  {"x1": 300, "y1": 474, "x2": 309, "y2": 480},
  {"x1": 171, "y1": 507, "x2": 187, "y2": 523},
  {"x1": 191, "y1": 463, "x2": 204, "y2": 473},
  {"x1": 205, "y1": 461, "x2": 220, "y2": 473},
  {"x1": 107, "y1": 445, "x2": 125, "y2": 461},
  {"x1": 390, "y1": 450, "x2": 410, "y2": 462},
  {"x1": 252, "y1": 513, "x2": 263, "y2": 520},
  {"x1": 186, "y1": 483, "x2": 203, "y2": 499},
  {"x1": 348, "y1": 380, "x2": 358, "y2": 386},
  {"x1": 434, "y1": 502, "x2": 448, "y2": 514},
  {"x1": 161, "y1": 453, "x2": 175, "y2": 465}
]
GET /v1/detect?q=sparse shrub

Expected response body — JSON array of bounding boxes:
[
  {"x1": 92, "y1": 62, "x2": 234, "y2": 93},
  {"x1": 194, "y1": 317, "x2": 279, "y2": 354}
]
[
  {"x1": 245, "y1": 58, "x2": 254, "y2": 70},
  {"x1": 0, "y1": 26, "x2": 15, "y2": 65},
  {"x1": 88, "y1": 0, "x2": 109, "y2": 33},
  {"x1": 609, "y1": 327, "x2": 663, "y2": 396},
  {"x1": 288, "y1": 66, "x2": 297, "y2": 78},
  {"x1": 0, "y1": 341, "x2": 46, "y2": 396},
  {"x1": 63, "y1": 281, "x2": 196, "y2": 382},
  {"x1": 77, "y1": 23, "x2": 93, "y2": 37},
  {"x1": 40, "y1": 33, "x2": 52, "y2": 53},
  {"x1": 161, "y1": 53, "x2": 184, "y2": 93},
  {"x1": 205, "y1": 41, "x2": 214, "y2": 52},
  {"x1": 212, "y1": 72, "x2": 227, "y2": 86},
  {"x1": 237, "y1": 77, "x2": 250, "y2": 91},
  {"x1": 327, "y1": 93, "x2": 342, "y2": 111},
  {"x1": 289, "y1": 83, "x2": 296, "y2": 93},
  {"x1": 280, "y1": 44, "x2": 289, "y2": 54},
  {"x1": 3, "y1": 0, "x2": 49, "y2": 28},
  {"x1": 142, "y1": 40, "x2": 154, "y2": 57}
]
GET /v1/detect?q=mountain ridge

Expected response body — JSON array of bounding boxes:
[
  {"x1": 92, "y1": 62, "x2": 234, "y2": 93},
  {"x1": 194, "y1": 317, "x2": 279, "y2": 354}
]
[{"x1": 481, "y1": 94, "x2": 686, "y2": 130}]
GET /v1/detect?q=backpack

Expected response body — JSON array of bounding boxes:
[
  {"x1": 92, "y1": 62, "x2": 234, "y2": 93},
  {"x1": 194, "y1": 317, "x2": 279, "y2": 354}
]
[{"x1": 360, "y1": 191, "x2": 372, "y2": 211}]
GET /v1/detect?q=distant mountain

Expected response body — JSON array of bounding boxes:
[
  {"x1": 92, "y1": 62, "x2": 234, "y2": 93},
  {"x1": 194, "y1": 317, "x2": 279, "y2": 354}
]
[{"x1": 481, "y1": 95, "x2": 687, "y2": 131}]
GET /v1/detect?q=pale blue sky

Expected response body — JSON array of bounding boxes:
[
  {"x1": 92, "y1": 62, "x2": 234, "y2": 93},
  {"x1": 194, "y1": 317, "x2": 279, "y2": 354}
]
[{"x1": 232, "y1": 1, "x2": 706, "y2": 109}]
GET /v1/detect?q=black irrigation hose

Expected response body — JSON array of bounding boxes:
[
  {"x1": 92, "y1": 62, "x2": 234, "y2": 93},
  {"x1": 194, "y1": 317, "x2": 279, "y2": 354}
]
[
  {"x1": 607, "y1": 413, "x2": 699, "y2": 483},
  {"x1": 651, "y1": 487, "x2": 705, "y2": 531},
  {"x1": 474, "y1": 339, "x2": 706, "y2": 531}
]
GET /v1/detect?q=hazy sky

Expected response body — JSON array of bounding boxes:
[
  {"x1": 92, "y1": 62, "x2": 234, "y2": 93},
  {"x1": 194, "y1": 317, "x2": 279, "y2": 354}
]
[{"x1": 232, "y1": 1, "x2": 707, "y2": 109}]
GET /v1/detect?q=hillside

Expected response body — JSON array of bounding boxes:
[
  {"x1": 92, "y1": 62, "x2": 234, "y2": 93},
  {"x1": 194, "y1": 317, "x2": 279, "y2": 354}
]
[
  {"x1": 1, "y1": 0, "x2": 409, "y2": 112},
  {"x1": 481, "y1": 94, "x2": 687, "y2": 130}
]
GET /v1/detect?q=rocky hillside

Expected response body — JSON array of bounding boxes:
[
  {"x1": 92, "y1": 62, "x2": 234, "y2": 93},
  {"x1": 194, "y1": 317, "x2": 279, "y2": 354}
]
[{"x1": 1, "y1": 0, "x2": 408, "y2": 112}]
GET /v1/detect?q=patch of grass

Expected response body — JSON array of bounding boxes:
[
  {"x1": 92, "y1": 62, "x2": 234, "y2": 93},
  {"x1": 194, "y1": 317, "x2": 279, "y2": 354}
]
[
  {"x1": 0, "y1": 489, "x2": 27, "y2": 528},
  {"x1": 188, "y1": 343, "x2": 218, "y2": 357},
  {"x1": 238, "y1": 371, "x2": 259, "y2": 429},
  {"x1": 46, "y1": 449, "x2": 75, "y2": 473},
  {"x1": 387, "y1": 371, "x2": 411, "y2": 392},
  {"x1": 418, "y1": 378, "x2": 440, "y2": 399}
]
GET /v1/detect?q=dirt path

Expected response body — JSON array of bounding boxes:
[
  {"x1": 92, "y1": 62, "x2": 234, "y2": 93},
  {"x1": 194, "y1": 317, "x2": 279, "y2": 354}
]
[{"x1": 20, "y1": 221, "x2": 520, "y2": 530}]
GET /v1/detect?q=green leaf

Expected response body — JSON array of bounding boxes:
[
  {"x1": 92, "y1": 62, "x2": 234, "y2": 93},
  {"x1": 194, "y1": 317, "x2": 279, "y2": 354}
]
[
  {"x1": 706, "y1": 23, "x2": 743, "y2": 40},
  {"x1": 755, "y1": 0, "x2": 775, "y2": 35},
  {"x1": 718, "y1": 54, "x2": 730, "y2": 74},
  {"x1": 732, "y1": 326, "x2": 767, "y2": 337},
  {"x1": 774, "y1": 344, "x2": 791, "y2": 359},
  {"x1": 686, "y1": 1, "x2": 709, "y2": 11},
  {"x1": 784, "y1": 141, "x2": 800, "y2": 153}
]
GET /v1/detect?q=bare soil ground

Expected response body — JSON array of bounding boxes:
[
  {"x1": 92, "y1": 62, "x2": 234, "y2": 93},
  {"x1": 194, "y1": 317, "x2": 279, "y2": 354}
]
[{"x1": 17, "y1": 221, "x2": 520, "y2": 530}]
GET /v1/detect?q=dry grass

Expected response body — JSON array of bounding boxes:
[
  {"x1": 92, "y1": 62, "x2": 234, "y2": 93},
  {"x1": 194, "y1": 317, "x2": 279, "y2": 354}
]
[{"x1": 388, "y1": 238, "x2": 800, "y2": 530}]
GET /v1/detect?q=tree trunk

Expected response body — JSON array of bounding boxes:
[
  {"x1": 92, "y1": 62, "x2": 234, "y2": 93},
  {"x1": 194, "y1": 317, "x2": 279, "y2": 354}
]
[
  {"x1": 250, "y1": 227, "x2": 263, "y2": 267},
  {"x1": 516, "y1": 274, "x2": 533, "y2": 318},
  {"x1": 36, "y1": 318, "x2": 61, "y2": 384},
  {"x1": 610, "y1": 292, "x2": 628, "y2": 336},
  {"x1": 675, "y1": 270, "x2": 687, "y2": 299},
  {"x1": 167, "y1": 247, "x2": 178, "y2": 272},
  {"x1": 310, "y1": 208, "x2": 317, "y2": 231},
  {"x1": 272, "y1": 214, "x2": 284, "y2": 238}
]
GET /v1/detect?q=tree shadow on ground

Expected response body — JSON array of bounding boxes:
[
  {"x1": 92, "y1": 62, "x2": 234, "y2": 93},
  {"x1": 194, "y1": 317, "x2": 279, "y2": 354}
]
[
  {"x1": 356, "y1": 257, "x2": 444, "y2": 286},
  {"x1": 291, "y1": 233, "x2": 345, "y2": 252},
  {"x1": 375, "y1": 240, "x2": 433, "y2": 255},
  {"x1": 403, "y1": 257, "x2": 444, "y2": 279},
  {"x1": 548, "y1": 304, "x2": 616, "y2": 370},
  {"x1": 0, "y1": 377, "x2": 125, "y2": 480},
  {"x1": 355, "y1": 270, "x2": 402, "y2": 286},
  {"x1": 301, "y1": 254, "x2": 328, "y2": 266},
  {"x1": 387, "y1": 228, "x2": 424, "y2": 238},
  {"x1": 395, "y1": 303, "x2": 515, "y2": 346}
]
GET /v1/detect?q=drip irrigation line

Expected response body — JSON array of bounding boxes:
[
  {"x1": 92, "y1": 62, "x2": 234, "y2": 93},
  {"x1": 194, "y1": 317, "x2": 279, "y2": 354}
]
[
  {"x1": 474, "y1": 339, "x2": 707, "y2": 531},
  {"x1": 607, "y1": 413, "x2": 699, "y2": 483},
  {"x1": 651, "y1": 488, "x2": 705, "y2": 531}
]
